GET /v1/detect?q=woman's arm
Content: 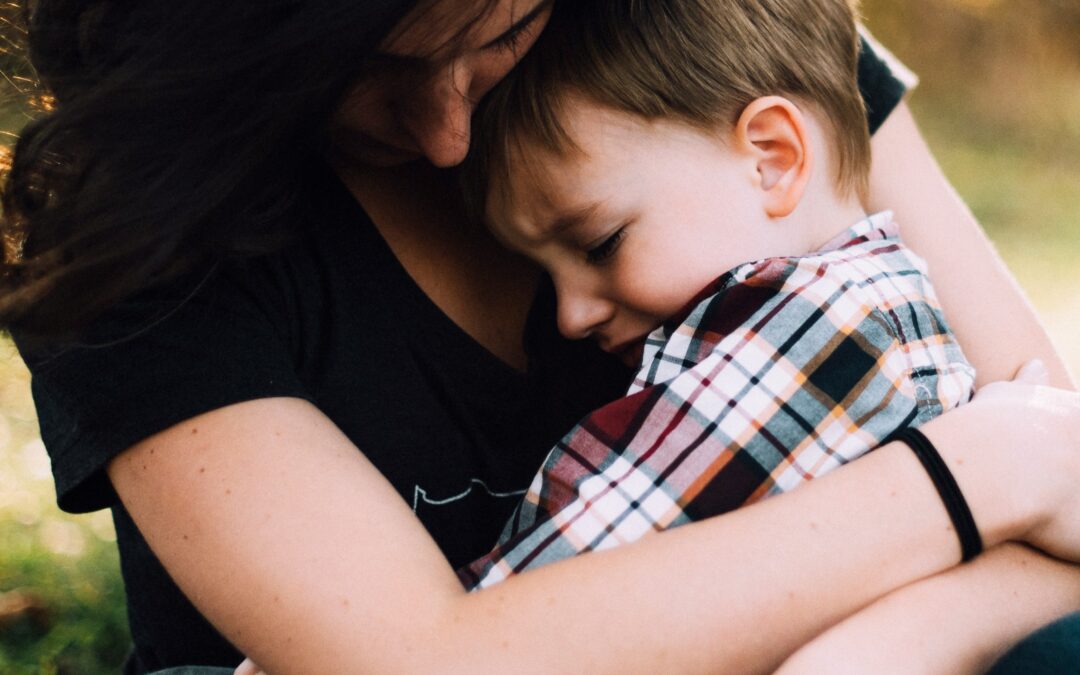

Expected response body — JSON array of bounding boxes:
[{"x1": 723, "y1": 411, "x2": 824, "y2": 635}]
[
  {"x1": 864, "y1": 101, "x2": 1080, "y2": 670},
  {"x1": 774, "y1": 368, "x2": 1080, "y2": 673},
  {"x1": 106, "y1": 376, "x2": 1080, "y2": 675},
  {"x1": 776, "y1": 543, "x2": 1080, "y2": 675},
  {"x1": 867, "y1": 101, "x2": 1076, "y2": 389}
]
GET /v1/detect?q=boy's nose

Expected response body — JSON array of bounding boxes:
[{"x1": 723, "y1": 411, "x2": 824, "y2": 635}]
[{"x1": 556, "y1": 289, "x2": 614, "y2": 340}]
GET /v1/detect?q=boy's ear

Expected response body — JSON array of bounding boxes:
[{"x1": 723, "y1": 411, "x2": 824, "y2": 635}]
[{"x1": 734, "y1": 96, "x2": 813, "y2": 218}]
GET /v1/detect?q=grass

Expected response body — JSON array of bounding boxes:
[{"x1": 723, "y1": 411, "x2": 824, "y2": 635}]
[{"x1": 1, "y1": 346, "x2": 131, "y2": 674}]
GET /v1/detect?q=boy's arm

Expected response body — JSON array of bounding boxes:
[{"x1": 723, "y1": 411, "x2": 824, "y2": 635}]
[{"x1": 776, "y1": 544, "x2": 1080, "y2": 675}]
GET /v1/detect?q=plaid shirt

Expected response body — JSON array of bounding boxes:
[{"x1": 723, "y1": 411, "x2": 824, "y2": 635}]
[{"x1": 459, "y1": 212, "x2": 975, "y2": 590}]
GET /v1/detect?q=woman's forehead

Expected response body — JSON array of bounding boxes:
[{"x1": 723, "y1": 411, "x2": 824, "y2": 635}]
[{"x1": 381, "y1": 0, "x2": 545, "y2": 60}]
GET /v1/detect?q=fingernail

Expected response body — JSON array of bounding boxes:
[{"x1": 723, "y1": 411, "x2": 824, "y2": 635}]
[{"x1": 1023, "y1": 359, "x2": 1049, "y2": 379}]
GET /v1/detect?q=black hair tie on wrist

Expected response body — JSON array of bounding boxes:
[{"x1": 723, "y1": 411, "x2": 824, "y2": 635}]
[{"x1": 891, "y1": 426, "x2": 983, "y2": 562}]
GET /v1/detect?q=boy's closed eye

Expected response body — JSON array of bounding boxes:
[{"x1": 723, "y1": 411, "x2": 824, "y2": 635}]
[{"x1": 585, "y1": 228, "x2": 627, "y2": 265}]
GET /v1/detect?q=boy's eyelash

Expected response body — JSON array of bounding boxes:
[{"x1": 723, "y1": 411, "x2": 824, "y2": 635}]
[{"x1": 586, "y1": 229, "x2": 625, "y2": 264}]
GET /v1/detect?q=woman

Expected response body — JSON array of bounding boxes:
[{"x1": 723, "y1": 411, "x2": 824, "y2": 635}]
[{"x1": 1, "y1": 1, "x2": 1078, "y2": 673}]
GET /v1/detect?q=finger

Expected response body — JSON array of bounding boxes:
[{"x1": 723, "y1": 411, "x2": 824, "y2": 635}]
[
  {"x1": 1013, "y1": 359, "x2": 1050, "y2": 385},
  {"x1": 234, "y1": 658, "x2": 261, "y2": 675}
]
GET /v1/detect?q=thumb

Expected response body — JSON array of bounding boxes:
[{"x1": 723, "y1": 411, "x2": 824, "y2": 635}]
[{"x1": 1013, "y1": 358, "x2": 1050, "y2": 385}]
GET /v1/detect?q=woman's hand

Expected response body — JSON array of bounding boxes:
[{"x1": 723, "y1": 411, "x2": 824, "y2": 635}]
[
  {"x1": 915, "y1": 360, "x2": 1080, "y2": 561},
  {"x1": 976, "y1": 361, "x2": 1080, "y2": 560}
]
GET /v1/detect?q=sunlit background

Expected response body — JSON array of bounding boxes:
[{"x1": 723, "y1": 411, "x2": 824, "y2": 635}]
[{"x1": 2, "y1": 1, "x2": 1078, "y2": 672}]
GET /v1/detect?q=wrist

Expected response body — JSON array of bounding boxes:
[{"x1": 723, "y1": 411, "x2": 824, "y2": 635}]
[
  {"x1": 916, "y1": 401, "x2": 1032, "y2": 549},
  {"x1": 891, "y1": 427, "x2": 982, "y2": 561}
]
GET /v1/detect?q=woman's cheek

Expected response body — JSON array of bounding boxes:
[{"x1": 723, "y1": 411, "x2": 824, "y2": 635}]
[{"x1": 470, "y1": 50, "x2": 527, "y2": 98}]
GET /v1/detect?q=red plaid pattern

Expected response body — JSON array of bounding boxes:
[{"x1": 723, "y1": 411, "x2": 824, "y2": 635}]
[{"x1": 459, "y1": 213, "x2": 976, "y2": 589}]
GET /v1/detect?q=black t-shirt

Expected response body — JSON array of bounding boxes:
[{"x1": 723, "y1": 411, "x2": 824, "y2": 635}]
[{"x1": 14, "y1": 38, "x2": 910, "y2": 674}]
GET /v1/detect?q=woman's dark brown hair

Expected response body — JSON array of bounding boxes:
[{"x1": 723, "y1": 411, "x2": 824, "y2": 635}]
[{"x1": 0, "y1": 0, "x2": 431, "y2": 340}]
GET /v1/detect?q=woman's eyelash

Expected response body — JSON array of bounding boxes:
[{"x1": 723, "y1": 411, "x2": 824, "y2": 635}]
[
  {"x1": 586, "y1": 229, "x2": 625, "y2": 264},
  {"x1": 490, "y1": 27, "x2": 527, "y2": 53},
  {"x1": 489, "y1": 5, "x2": 548, "y2": 54}
]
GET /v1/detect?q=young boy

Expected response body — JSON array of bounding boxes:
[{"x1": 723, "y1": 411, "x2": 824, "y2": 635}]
[{"x1": 457, "y1": 0, "x2": 976, "y2": 589}]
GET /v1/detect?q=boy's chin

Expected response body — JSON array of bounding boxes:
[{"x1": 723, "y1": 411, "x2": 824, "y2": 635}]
[{"x1": 616, "y1": 339, "x2": 647, "y2": 369}]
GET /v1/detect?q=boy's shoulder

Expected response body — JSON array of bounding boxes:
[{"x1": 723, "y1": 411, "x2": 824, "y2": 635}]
[
  {"x1": 741, "y1": 211, "x2": 923, "y2": 287},
  {"x1": 633, "y1": 212, "x2": 947, "y2": 390},
  {"x1": 663, "y1": 212, "x2": 924, "y2": 338}
]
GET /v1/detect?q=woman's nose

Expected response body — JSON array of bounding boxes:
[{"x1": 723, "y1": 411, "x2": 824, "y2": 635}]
[
  {"x1": 556, "y1": 288, "x2": 614, "y2": 340},
  {"x1": 406, "y1": 62, "x2": 475, "y2": 168}
]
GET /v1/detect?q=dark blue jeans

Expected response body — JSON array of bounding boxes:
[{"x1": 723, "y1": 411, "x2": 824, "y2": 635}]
[
  {"x1": 986, "y1": 611, "x2": 1080, "y2": 674},
  {"x1": 149, "y1": 612, "x2": 1080, "y2": 674}
]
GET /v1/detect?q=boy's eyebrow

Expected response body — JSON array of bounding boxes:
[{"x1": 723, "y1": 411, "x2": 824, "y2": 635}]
[
  {"x1": 480, "y1": 0, "x2": 553, "y2": 50},
  {"x1": 545, "y1": 202, "x2": 601, "y2": 236}
]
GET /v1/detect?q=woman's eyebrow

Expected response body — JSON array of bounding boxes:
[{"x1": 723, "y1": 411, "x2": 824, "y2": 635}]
[
  {"x1": 368, "y1": 1, "x2": 550, "y2": 65},
  {"x1": 480, "y1": 0, "x2": 553, "y2": 50}
]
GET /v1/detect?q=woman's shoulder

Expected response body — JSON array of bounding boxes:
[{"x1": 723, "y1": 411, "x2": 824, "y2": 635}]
[
  {"x1": 11, "y1": 255, "x2": 316, "y2": 513},
  {"x1": 10, "y1": 168, "x2": 383, "y2": 512},
  {"x1": 857, "y1": 28, "x2": 919, "y2": 134}
]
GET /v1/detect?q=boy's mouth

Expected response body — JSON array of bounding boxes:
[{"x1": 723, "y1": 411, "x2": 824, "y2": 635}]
[{"x1": 607, "y1": 336, "x2": 648, "y2": 369}]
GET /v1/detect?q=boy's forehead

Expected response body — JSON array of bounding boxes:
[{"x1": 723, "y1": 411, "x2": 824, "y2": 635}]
[
  {"x1": 492, "y1": 103, "x2": 627, "y2": 216},
  {"x1": 489, "y1": 158, "x2": 621, "y2": 259},
  {"x1": 489, "y1": 147, "x2": 574, "y2": 240},
  {"x1": 486, "y1": 101, "x2": 678, "y2": 240}
]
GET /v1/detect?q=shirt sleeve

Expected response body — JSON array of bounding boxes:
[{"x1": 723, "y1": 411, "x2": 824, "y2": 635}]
[
  {"x1": 13, "y1": 261, "x2": 313, "y2": 514},
  {"x1": 857, "y1": 28, "x2": 919, "y2": 134}
]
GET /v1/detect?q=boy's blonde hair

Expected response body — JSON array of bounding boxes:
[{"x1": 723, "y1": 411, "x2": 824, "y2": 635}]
[{"x1": 465, "y1": 0, "x2": 870, "y2": 220}]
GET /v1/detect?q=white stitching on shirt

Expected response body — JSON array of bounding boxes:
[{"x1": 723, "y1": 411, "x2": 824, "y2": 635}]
[{"x1": 412, "y1": 478, "x2": 527, "y2": 512}]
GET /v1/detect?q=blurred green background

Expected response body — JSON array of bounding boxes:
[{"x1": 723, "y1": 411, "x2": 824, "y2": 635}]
[{"x1": 1, "y1": 0, "x2": 1078, "y2": 672}]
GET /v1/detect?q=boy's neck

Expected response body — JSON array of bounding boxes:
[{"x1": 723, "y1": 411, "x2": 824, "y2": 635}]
[
  {"x1": 773, "y1": 151, "x2": 872, "y2": 253},
  {"x1": 763, "y1": 106, "x2": 870, "y2": 253},
  {"x1": 786, "y1": 180, "x2": 870, "y2": 253}
]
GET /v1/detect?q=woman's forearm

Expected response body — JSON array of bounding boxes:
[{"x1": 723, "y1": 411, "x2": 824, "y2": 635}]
[
  {"x1": 448, "y1": 386, "x2": 1080, "y2": 674},
  {"x1": 868, "y1": 101, "x2": 1076, "y2": 390},
  {"x1": 109, "y1": 389, "x2": 1073, "y2": 675},
  {"x1": 777, "y1": 544, "x2": 1080, "y2": 675},
  {"x1": 449, "y1": 437, "x2": 964, "y2": 674}
]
